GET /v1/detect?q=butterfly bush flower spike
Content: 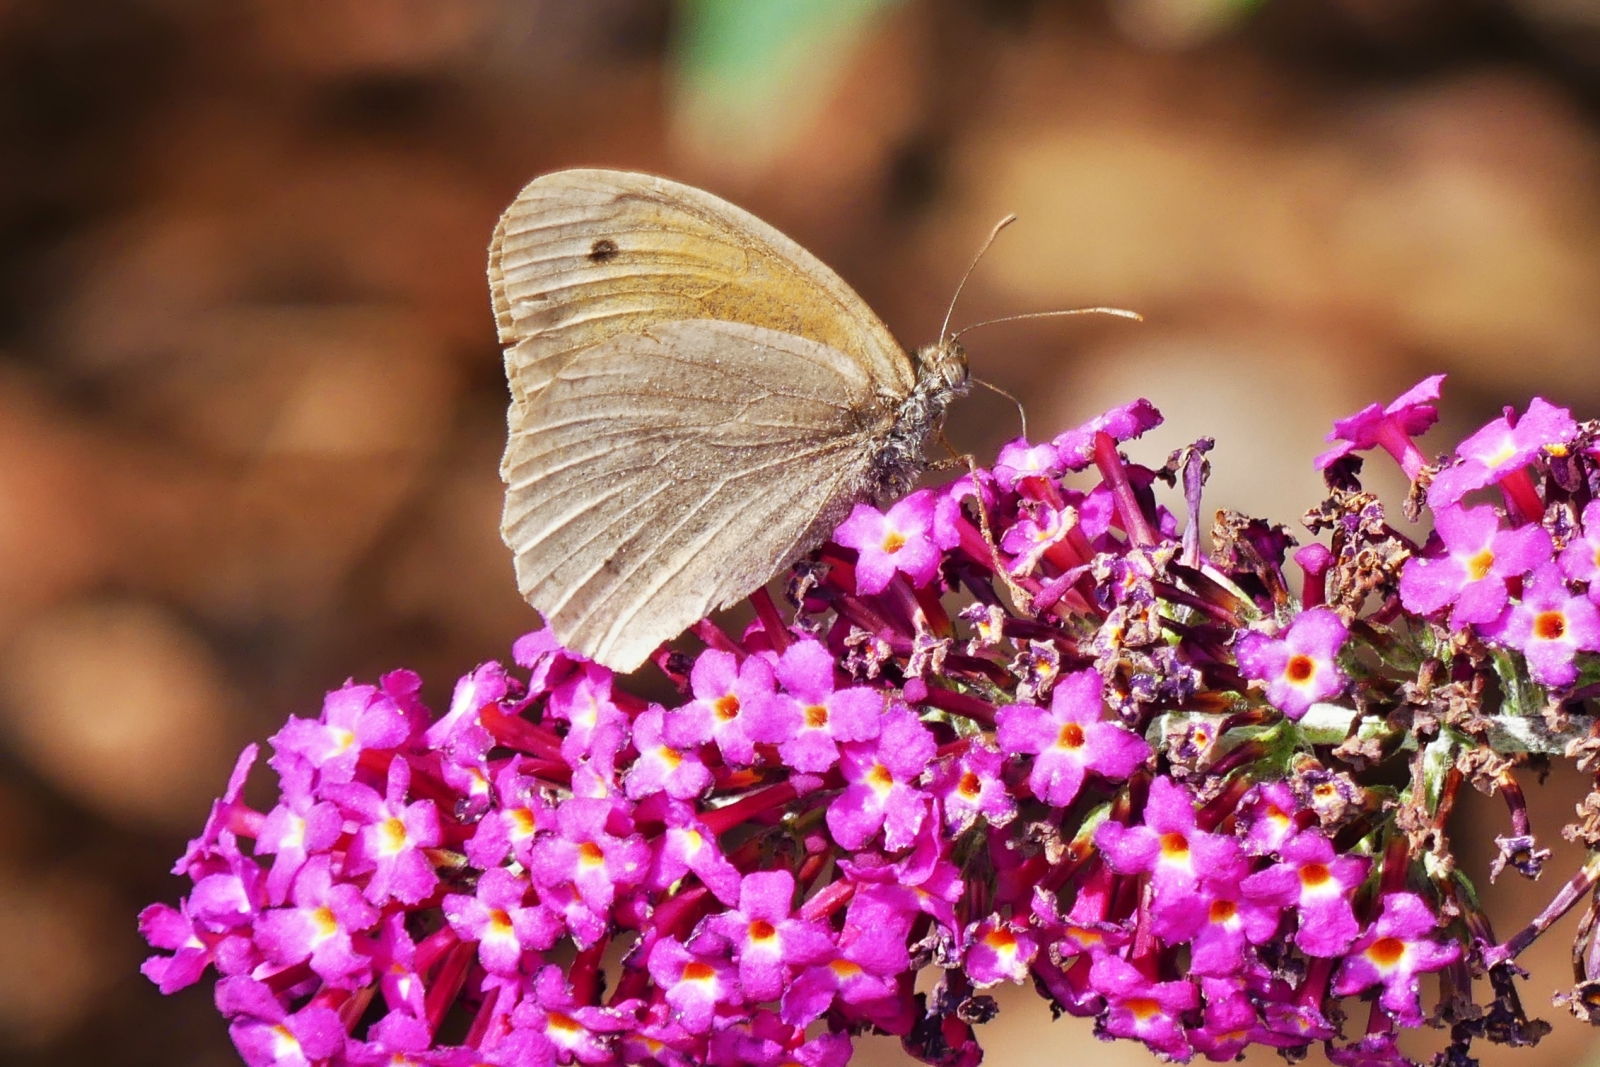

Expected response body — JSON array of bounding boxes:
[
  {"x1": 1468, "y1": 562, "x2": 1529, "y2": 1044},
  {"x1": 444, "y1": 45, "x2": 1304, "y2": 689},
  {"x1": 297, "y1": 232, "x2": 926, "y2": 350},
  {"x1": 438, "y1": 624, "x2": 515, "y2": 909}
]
[{"x1": 147, "y1": 380, "x2": 1600, "y2": 1067}]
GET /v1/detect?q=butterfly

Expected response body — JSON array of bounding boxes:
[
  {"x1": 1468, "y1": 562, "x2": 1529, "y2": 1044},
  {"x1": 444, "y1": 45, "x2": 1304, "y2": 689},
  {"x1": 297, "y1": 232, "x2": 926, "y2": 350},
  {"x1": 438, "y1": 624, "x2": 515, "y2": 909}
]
[{"x1": 491, "y1": 169, "x2": 1131, "y2": 673}]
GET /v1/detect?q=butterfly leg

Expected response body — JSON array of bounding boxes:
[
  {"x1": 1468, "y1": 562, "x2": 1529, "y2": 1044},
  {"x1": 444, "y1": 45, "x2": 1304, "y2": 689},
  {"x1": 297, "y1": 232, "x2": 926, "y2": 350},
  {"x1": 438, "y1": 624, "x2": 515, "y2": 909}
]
[{"x1": 935, "y1": 434, "x2": 1035, "y2": 615}]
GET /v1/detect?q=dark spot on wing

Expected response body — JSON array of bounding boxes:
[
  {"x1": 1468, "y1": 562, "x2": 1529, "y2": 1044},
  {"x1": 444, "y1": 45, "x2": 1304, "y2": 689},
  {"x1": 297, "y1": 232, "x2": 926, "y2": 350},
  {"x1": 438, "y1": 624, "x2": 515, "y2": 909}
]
[{"x1": 589, "y1": 238, "x2": 619, "y2": 263}]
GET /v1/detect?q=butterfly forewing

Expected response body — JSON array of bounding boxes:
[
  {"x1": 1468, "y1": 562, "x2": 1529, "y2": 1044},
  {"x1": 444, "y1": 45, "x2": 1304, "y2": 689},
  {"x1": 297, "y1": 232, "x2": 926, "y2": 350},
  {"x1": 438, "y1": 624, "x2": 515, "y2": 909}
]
[
  {"x1": 502, "y1": 319, "x2": 893, "y2": 671},
  {"x1": 490, "y1": 170, "x2": 914, "y2": 405}
]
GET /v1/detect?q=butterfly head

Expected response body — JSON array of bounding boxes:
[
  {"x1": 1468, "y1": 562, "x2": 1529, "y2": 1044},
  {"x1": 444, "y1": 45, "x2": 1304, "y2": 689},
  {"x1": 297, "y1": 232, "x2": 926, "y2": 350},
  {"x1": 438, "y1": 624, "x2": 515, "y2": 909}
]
[{"x1": 915, "y1": 336, "x2": 971, "y2": 398}]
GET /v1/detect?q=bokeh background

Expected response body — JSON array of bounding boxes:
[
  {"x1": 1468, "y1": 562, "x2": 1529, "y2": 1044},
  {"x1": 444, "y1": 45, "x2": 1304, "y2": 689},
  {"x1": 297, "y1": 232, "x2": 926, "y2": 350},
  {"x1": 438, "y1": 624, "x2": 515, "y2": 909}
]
[{"x1": 4, "y1": 1, "x2": 1600, "y2": 1064}]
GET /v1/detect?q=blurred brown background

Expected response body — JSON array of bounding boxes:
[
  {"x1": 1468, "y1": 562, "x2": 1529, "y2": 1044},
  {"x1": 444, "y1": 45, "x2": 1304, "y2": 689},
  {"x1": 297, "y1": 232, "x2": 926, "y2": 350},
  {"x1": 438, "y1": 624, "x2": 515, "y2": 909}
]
[{"x1": 3, "y1": 1, "x2": 1600, "y2": 1065}]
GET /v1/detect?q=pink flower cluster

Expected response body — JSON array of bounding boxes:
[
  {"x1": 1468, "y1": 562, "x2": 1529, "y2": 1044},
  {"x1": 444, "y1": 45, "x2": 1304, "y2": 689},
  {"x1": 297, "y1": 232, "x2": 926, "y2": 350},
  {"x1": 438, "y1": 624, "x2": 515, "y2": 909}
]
[
  {"x1": 145, "y1": 384, "x2": 1600, "y2": 1067},
  {"x1": 1392, "y1": 398, "x2": 1600, "y2": 686}
]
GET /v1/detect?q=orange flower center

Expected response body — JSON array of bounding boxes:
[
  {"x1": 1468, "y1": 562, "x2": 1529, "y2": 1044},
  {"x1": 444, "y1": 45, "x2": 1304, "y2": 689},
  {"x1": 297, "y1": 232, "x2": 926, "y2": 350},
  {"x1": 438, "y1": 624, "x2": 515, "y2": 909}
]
[
  {"x1": 1535, "y1": 611, "x2": 1567, "y2": 641},
  {"x1": 376, "y1": 817, "x2": 409, "y2": 857},
  {"x1": 508, "y1": 807, "x2": 537, "y2": 838},
  {"x1": 578, "y1": 841, "x2": 605, "y2": 866},
  {"x1": 547, "y1": 1012, "x2": 582, "y2": 1035},
  {"x1": 1299, "y1": 862, "x2": 1331, "y2": 888},
  {"x1": 958, "y1": 770, "x2": 983, "y2": 799},
  {"x1": 984, "y1": 927, "x2": 1018, "y2": 950},
  {"x1": 682, "y1": 961, "x2": 716, "y2": 982},
  {"x1": 866, "y1": 763, "x2": 894, "y2": 791},
  {"x1": 310, "y1": 906, "x2": 338, "y2": 939},
  {"x1": 712, "y1": 694, "x2": 741, "y2": 721},
  {"x1": 1285, "y1": 654, "x2": 1316, "y2": 684},
  {"x1": 1467, "y1": 548, "x2": 1496, "y2": 582},
  {"x1": 1209, "y1": 899, "x2": 1237, "y2": 923},
  {"x1": 749, "y1": 919, "x2": 777, "y2": 943},
  {"x1": 1057, "y1": 722, "x2": 1086, "y2": 749},
  {"x1": 1125, "y1": 997, "x2": 1162, "y2": 1021},
  {"x1": 1367, "y1": 936, "x2": 1406, "y2": 968},
  {"x1": 805, "y1": 704, "x2": 829, "y2": 728},
  {"x1": 881, "y1": 530, "x2": 907, "y2": 554},
  {"x1": 1160, "y1": 832, "x2": 1190, "y2": 858}
]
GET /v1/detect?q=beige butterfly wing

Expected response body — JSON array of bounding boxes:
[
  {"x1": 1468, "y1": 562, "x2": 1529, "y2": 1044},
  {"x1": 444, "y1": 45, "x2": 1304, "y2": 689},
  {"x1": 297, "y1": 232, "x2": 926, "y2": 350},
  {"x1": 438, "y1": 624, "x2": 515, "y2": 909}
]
[{"x1": 492, "y1": 169, "x2": 916, "y2": 672}]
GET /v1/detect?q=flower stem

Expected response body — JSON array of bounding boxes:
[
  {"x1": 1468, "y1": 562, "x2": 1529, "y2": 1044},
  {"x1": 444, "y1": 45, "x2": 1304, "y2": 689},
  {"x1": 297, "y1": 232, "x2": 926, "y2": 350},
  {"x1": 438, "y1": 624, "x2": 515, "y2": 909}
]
[
  {"x1": 1092, "y1": 430, "x2": 1156, "y2": 547},
  {"x1": 1485, "y1": 853, "x2": 1600, "y2": 967}
]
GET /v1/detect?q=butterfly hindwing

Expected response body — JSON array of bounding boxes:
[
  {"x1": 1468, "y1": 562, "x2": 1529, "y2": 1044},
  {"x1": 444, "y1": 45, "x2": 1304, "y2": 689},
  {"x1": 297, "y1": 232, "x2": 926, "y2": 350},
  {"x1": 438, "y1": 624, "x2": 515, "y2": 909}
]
[{"x1": 501, "y1": 319, "x2": 892, "y2": 671}]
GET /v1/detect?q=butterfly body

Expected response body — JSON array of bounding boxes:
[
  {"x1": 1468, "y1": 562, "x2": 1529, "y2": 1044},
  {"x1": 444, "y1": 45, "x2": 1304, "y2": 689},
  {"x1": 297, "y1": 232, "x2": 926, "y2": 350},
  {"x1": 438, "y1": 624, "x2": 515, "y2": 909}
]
[
  {"x1": 491, "y1": 169, "x2": 966, "y2": 672},
  {"x1": 877, "y1": 338, "x2": 970, "y2": 496}
]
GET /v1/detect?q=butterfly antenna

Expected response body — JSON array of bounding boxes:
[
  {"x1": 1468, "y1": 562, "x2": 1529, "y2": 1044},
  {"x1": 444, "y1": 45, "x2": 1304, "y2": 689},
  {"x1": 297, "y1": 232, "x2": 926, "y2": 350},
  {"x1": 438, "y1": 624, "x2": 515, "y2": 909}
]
[
  {"x1": 953, "y1": 306, "x2": 1143, "y2": 341},
  {"x1": 939, "y1": 214, "x2": 1018, "y2": 342},
  {"x1": 973, "y1": 376, "x2": 1027, "y2": 440}
]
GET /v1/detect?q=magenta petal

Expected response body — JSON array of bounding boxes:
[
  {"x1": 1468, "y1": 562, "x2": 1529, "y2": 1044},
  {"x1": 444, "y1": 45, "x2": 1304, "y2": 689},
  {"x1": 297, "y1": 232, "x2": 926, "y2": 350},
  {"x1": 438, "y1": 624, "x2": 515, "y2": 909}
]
[
  {"x1": 1427, "y1": 459, "x2": 1492, "y2": 508},
  {"x1": 1286, "y1": 607, "x2": 1348, "y2": 659},
  {"x1": 995, "y1": 702, "x2": 1050, "y2": 755},
  {"x1": 1052, "y1": 400, "x2": 1163, "y2": 470},
  {"x1": 1189, "y1": 916, "x2": 1247, "y2": 976},
  {"x1": 740, "y1": 693, "x2": 801, "y2": 745},
  {"x1": 689, "y1": 648, "x2": 739, "y2": 699},
  {"x1": 778, "y1": 730, "x2": 840, "y2": 773},
  {"x1": 876, "y1": 708, "x2": 935, "y2": 780},
  {"x1": 1295, "y1": 895, "x2": 1361, "y2": 957},
  {"x1": 964, "y1": 919, "x2": 1038, "y2": 987},
  {"x1": 1452, "y1": 576, "x2": 1510, "y2": 626},
  {"x1": 826, "y1": 782, "x2": 886, "y2": 850},
  {"x1": 663, "y1": 702, "x2": 714, "y2": 749},
  {"x1": 1240, "y1": 863, "x2": 1300, "y2": 907},
  {"x1": 828, "y1": 688, "x2": 884, "y2": 742},
  {"x1": 738, "y1": 870, "x2": 795, "y2": 922},
  {"x1": 782, "y1": 966, "x2": 844, "y2": 1027},
  {"x1": 1234, "y1": 632, "x2": 1288, "y2": 684},
  {"x1": 1086, "y1": 721, "x2": 1152, "y2": 780},
  {"x1": 881, "y1": 785, "x2": 929, "y2": 850},
  {"x1": 1096, "y1": 822, "x2": 1159, "y2": 874},
  {"x1": 776, "y1": 638, "x2": 834, "y2": 702},
  {"x1": 1028, "y1": 750, "x2": 1087, "y2": 808},
  {"x1": 1189, "y1": 832, "x2": 1241, "y2": 876},
  {"x1": 1494, "y1": 523, "x2": 1555, "y2": 575},
  {"x1": 1400, "y1": 553, "x2": 1467, "y2": 616},
  {"x1": 1143, "y1": 777, "x2": 1199, "y2": 834}
]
